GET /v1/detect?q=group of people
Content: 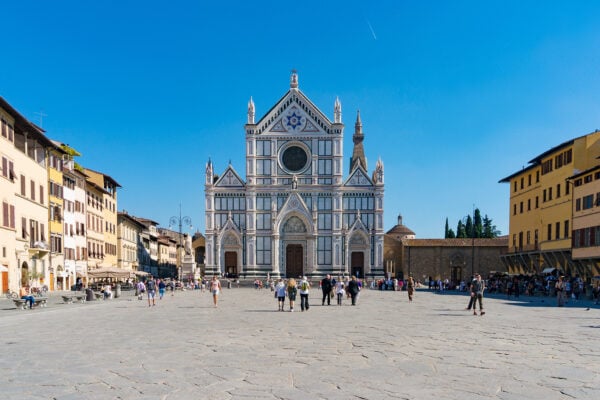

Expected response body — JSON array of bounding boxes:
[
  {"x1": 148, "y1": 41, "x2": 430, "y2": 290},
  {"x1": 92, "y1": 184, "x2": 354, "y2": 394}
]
[{"x1": 272, "y1": 275, "x2": 363, "y2": 312}]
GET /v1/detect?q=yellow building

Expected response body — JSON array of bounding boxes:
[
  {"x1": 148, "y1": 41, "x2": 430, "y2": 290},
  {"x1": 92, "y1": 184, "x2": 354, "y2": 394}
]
[
  {"x1": 500, "y1": 131, "x2": 600, "y2": 278},
  {"x1": 85, "y1": 179, "x2": 106, "y2": 272},
  {"x1": 85, "y1": 169, "x2": 120, "y2": 269},
  {"x1": 47, "y1": 141, "x2": 68, "y2": 291},
  {"x1": 569, "y1": 165, "x2": 600, "y2": 278}
]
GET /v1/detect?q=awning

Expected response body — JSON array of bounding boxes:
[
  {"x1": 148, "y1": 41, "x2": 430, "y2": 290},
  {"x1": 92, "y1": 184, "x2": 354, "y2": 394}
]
[
  {"x1": 541, "y1": 267, "x2": 556, "y2": 274},
  {"x1": 0, "y1": 265, "x2": 8, "y2": 272},
  {"x1": 87, "y1": 267, "x2": 131, "y2": 279}
]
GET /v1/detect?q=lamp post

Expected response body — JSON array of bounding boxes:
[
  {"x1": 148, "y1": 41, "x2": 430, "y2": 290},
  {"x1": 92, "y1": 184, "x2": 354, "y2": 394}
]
[{"x1": 169, "y1": 204, "x2": 192, "y2": 282}]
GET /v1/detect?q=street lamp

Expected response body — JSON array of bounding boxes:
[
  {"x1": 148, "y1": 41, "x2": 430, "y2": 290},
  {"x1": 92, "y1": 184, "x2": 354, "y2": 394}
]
[{"x1": 169, "y1": 204, "x2": 192, "y2": 282}]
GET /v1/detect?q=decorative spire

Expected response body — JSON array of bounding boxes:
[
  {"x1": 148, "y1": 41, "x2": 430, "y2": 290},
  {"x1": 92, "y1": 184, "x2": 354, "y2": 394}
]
[
  {"x1": 247, "y1": 97, "x2": 255, "y2": 124},
  {"x1": 334, "y1": 97, "x2": 342, "y2": 123},
  {"x1": 205, "y1": 158, "x2": 214, "y2": 185},
  {"x1": 398, "y1": 214, "x2": 403, "y2": 226},
  {"x1": 290, "y1": 69, "x2": 299, "y2": 89},
  {"x1": 373, "y1": 157, "x2": 384, "y2": 184},
  {"x1": 349, "y1": 110, "x2": 367, "y2": 173}
]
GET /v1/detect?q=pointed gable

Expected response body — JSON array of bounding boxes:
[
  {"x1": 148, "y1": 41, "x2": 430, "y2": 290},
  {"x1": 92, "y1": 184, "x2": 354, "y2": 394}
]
[
  {"x1": 214, "y1": 165, "x2": 245, "y2": 188},
  {"x1": 273, "y1": 191, "x2": 314, "y2": 233},
  {"x1": 344, "y1": 166, "x2": 374, "y2": 187},
  {"x1": 254, "y1": 89, "x2": 335, "y2": 136}
]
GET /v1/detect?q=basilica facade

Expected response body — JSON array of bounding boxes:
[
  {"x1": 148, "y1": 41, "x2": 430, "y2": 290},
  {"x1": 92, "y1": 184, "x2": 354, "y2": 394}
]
[{"x1": 204, "y1": 72, "x2": 384, "y2": 279}]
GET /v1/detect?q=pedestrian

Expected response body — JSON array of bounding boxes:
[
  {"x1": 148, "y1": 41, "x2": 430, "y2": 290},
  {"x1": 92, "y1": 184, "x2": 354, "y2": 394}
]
[
  {"x1": 19, "y1": 286, "x2": 35, "y2": 309},
  {"x1": 347, "y1": 275, "x2": 360, "y2": 306},
  {"x1": 146, "y1": 276, "x2": 157, "y2": 307},
  {"x1": 555, "y1": 276, "x2": 566, "y2": 307},
  {"x1": 334, "y1": 276, "x2": 345, "y2": 305},
  {"x1": 321, "y1": 274, "x2": 333, "y2": 306},
  {"x1": 472, "y1": 274, "x2": 485, "y2": 316},
  {"x1": 407, "y1": 276, "x2": 415, "y2": 302},
  {"x1": 299, "y1": 276, "x2": 310, "y2": 311},
  {"x1": 287, "y1": 278, "x2": 297, "y2": 312},
  {"x1": 465, "y1": 276, "x2": 476, "y2": 311},
  {"x1": 275, "y1": 278, "x2": 287, "y2": 311},
  {"x1": 136, "y1": 280, "x2": 145, "y2": 300},
  {"x1": 158, "y1": 279, "x2": 166, "y2": 299},
  {"x1": 211, "y1": 275, "x2": 222, "y2": 307}
]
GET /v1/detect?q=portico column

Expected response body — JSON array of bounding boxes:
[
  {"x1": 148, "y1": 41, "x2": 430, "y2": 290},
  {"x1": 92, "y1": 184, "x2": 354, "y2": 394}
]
[{"x1": 272, "y1": 234, "x2": 280, "y2": 276}]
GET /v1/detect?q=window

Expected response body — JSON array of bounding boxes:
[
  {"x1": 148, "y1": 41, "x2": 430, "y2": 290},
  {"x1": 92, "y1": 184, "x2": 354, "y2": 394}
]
[
  {"x1": 256, "y1": 140, "x2": 271, "y2": 156},
  {"x1": 1, "y1": 156, "x2": 15, "y2": 181},
  {"x1": 536, "y1": 171, "x2": 540, "y2": 183},
  {"x1": 584, "y1": 174, "x2": 593, "y2": 184},
  {"x1": 566, "y1": 182, "x2": 570, "y2": 195},
  {"x1": 520, "y1": 177, "x2": 524, "y2": 189},
  {"x1": 543, "y1": 189, "x2": 546, "y2": 202},
  {"x1": 318, "y1": 213, "x2": 332, "y2": 230},
  {"x1": 527, "y1": 199, "x2": 531, "y2": 211},
  {"x1": 555, "y1": 222, "x2": 560, "y2": 240},
  {"x1": 39, "y1": 185, "x2": 44, "y2": 205},
  {"x1": 513, "y1": 204, "x2": 517, "y2": 215},
  {"x1": 256, "y1": 213, "x2": 271, "y2": 230},
  {"x1": 317, "y1": 236, "x2": 332, "y2": 265},
  {"x1": 528, "y1": 174, "x2": 532, "y2": 186},
  {"x1": 547, "y1": 224, "x2": 552, "y2": 241},
  {"x1": 576, "y1": 198, "x2": 581, "y2": 211},
  {"x1": 256, "y1": 236, "x2": 271, "y2": 265},
  {"x1": 564, "y1": 220, "x2": 569, "y2": 238},
  {"x1": 256, "y1": 159, "x2": 271, "y2": 175},
  {"x1": 20, "y1": 175, "x2": 25, "y2": 195},
  {"x1": 2, "y1": 201, "x2": 15, "y2": 228},
  {"x1": 30, "y1": 180, "x2": 35, "y2": 201},
  {"x1": 556, "y1": 184, "x2": 561, "y2": 198},
  {"x1": 583, "y1": 194, "x2": 594, "y2": 210},
  {"x1": 256, "y1": 196, "x2": 271, "y2": 211},
  {"x1": 318, "y1": 159, "x2": 332, "y2": 175},
  {"x1": 535, "y1": 196, "x2": 539, "y2": 209},
  {"x1": 513, "y1": 181, "x2": 517, "y2": 192},
  {"x1": 564, "y1": 149, "x2": 572, "y2": 164},
  {"x1": 317, "y1": 196, "x2": 332, "y2": 210},
  {"x1": 548, "y1": 187, "x2": 552, "y2": 201},
  {"x1": 541, "y1": 159, "x2": 553, "y2": 175}
]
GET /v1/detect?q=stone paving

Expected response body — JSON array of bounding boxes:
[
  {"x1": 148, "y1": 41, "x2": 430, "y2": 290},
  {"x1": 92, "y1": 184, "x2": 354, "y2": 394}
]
[{"x1": 1, "y1": 287, "x2": 599, "y2": 400}]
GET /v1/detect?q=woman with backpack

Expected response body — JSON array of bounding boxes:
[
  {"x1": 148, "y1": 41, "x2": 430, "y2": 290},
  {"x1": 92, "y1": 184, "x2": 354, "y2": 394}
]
[
  {"x1": 287, "y1": 278, "x2": 297, "y2": 312},
  {"x1": 299, "y1": 276, "x2": 310, "y2": 311}
]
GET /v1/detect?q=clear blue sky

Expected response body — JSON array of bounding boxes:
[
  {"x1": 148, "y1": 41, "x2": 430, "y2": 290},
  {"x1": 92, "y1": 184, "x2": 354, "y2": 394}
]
[{"x1": 2, "y1": 1, "x2": 600, "y2": 238}]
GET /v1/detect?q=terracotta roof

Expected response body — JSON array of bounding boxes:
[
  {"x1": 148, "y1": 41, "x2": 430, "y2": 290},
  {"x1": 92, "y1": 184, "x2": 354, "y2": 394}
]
[
  {"x1": 386, "y1": 224, "x2": 415, "y2": 236},
  {"x1": 402, "y1": 237, "x2": 508, "y2": 247}
]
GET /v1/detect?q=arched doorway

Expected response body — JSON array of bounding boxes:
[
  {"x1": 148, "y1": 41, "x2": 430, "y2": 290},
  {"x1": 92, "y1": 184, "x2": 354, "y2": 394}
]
[
  {"x1": 351, "y1": 252, "x2": 364, "y2": 279},
  {"x1": 225, "y1": 251, "x2": 238, "y2": 278},
  {"x1": 286, "y1": 244, "x2": 303, "y2": 278}
]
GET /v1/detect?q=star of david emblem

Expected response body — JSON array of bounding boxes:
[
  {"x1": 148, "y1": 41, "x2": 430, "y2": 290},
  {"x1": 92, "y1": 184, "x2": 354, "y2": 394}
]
[{"x1": 286, "y1": 112, "x2": 302, "y2": 130}]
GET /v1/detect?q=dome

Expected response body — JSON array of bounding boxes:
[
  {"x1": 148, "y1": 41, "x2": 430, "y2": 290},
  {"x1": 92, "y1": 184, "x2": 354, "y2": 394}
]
[{"x1": 386, "y1": 214, "x2": 415, "y2": 239}]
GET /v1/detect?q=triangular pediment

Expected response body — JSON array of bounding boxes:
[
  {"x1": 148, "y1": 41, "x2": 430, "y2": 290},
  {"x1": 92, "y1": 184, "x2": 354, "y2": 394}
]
[
  {"x1": 254, "y1": 90, "x2": 337, "y2": 136},
  {"x1": 273, "y1": 191, "x2": 314, "y2": 233},
  {"x1": 344, "y1": 166, "x2": 373, "y2": 187},
  {"x1": 214, "y1": 165, "x2": 245, "y2": 188}
]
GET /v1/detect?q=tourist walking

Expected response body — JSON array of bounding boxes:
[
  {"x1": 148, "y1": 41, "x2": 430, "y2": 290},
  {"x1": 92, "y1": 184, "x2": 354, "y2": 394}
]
[
  {"x1": 146, "y1": 276, "x2": 157, "y2": 307},
  {"x1": 555, "y1": 276, "x2": 566, "y2": 307},
  {"x1": 347, "y1": 276, "x2": 360, "y2": 306},
  {"x1": 472, "y1": 274, "x2": 485, "y2": 316},
  {"x1": 407, "y1": 276, "x2": 415, "y2": 302},
  {"x1": 158, "y1": 279, "x2": 166, "y2": 299},
  {"x1": 466, "y1": 276, "x2": 476, "y2": 311},
  {"x1": 299, "y1": 276, "x2": 310, "y2": 311},
  {"x1": 275, "y1": 279, "x2": 287, "y2": 311},
  {"x1": 321, "y1": 274, "x2": 333, "y2": 306},
  {"x1": 136, "y1": 280, "x2": 145, "y2": 300},
  {"x1": 211, "y1": 275, "x2": 222, "y2": 307},
  {"x1": 335, "y1": 277, "x2": 345, "y2": 305},
  {"x1": 287, "y1": 278, "x2": 297, "y2": 312}
]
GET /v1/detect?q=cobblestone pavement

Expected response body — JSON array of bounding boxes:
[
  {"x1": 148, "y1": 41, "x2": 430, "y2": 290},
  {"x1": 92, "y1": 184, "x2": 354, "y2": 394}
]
[{"x1": 1, "y1": 287, "x2": 599, "y2": 400}]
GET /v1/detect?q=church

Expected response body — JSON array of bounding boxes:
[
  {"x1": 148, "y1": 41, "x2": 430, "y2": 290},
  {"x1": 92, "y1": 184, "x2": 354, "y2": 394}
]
[{"x1": 204, "y1": 72, "x2": 384, "y2": 279}]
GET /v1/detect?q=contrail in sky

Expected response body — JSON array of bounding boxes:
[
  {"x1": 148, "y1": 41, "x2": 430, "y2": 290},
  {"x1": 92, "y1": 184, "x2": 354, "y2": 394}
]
[{"x1": 366, "y1": 19, "x2": 377, "y2": 40}]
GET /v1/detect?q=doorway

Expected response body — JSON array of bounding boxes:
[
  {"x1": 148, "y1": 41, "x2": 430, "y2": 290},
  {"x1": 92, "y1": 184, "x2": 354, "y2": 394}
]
[
  {"x1": 225, "y1": 251, "x2": 238, "y2": 277},
  {"x1": 351, "y1": 252, "x2": 364, "y2": 278},
  {"x1": 286, "y1": 244, "x2": 303, "y2": 278},
  {"x1": 451, "y1": 266, "x2": 463, "y2": 287}
]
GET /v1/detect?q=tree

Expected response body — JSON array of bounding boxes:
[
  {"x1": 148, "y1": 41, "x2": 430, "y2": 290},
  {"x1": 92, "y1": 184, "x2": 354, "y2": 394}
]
[
  {"x1": 456, "y1": 220, "x2": 467, "y2": 238},
  {"x1": 465, "y1": 215, "x2": 473, "y2": 238},
  {"x1": 446, "y1": 208, "x2": 501, "y2": 239},
  {"x1": 482, "y1": 215, "x2": 500, "y2": 238},
  {"x1": 445, "y1": 218, "x2": 456, "y2": 238},
  {"x1": 473, "y1": 209, "x2": 483, "y2": 238}
]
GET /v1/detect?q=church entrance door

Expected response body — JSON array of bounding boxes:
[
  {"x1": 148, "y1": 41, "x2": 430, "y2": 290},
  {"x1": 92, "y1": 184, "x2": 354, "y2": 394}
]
[
  {"x1": 285, "y1": 244, "x2": 303, "y2": 278},
  {"x1": 351, "y1": 252, "x2": 364, "y2": 279},
  {"x1": 225, "y1": 251, "x2": 237, "y2": 277}
]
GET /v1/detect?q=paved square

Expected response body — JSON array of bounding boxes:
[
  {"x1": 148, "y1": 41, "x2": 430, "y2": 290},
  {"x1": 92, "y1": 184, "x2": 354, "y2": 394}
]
[{"x1": 1, "y1": 288, "x2": 599, "y2": 399}]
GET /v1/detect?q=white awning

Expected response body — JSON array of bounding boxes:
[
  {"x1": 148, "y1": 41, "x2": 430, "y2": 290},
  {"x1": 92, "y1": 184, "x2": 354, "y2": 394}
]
[
  {"x1": 541, "y1": 267, "x2": 556, "y2": 274},
  {"x1": 0, "y1": 265, "x2": 8, "y2": 272}
]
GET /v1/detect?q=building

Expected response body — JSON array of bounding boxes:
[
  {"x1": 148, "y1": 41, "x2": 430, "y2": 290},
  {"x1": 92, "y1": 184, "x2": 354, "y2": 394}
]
[
  {"x1": 499, "y1": 131, "x2": 600, "y2": 279},
  {"x1": 47, "y1": 141, "x2": 68, "y2": 290},
  {"x1": 383, "y1": 214, "x2": 508, "y2": 283},
  {"x1": 204, "y1": 72, "x2": 385, "y2": 279},
  {"x1": 117, "y1": 211, "x2": 145, "y2": 273},
  {"x1": 1, "y1": 97, "x2": 55, "y2": 292},
  {"x1": 192, "y1": 232, "x2": 206, "y2": 278},
  {"x1": 134, "y1": 217, "x2": 159, "y2": 276},
  {"x1": 85, "y1": 169, "x2": 120, "y2": 270},
  {"x1": 569, "y1": 165, "x2": 600, "y2": 278},
  {"x1": 60, "y1": 145, "x2": 88, "y2": 290}
]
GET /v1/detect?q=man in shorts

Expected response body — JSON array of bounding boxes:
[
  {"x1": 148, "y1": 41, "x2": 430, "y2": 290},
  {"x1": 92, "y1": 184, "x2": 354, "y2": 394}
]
[{"x1": 146, "y1": 276, "x2": 157, "y2": 307}]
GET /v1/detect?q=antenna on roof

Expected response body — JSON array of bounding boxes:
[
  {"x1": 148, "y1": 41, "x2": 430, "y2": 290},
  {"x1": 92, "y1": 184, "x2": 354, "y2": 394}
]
[{"x1": 34, "y1": 110, "x2": 47, "y2": 128}]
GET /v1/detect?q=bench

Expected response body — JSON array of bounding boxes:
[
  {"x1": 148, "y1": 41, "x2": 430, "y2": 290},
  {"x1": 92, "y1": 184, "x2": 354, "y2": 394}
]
[
  {"x1": 61, "y1": 294, "x2": 86, "y2": 304},
  {"x1": 94, "y1": 292, "x2": 103, "y2": 301},
  {"x1": 13, "y1": 297, "x2": 48, "y2": 310}
]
